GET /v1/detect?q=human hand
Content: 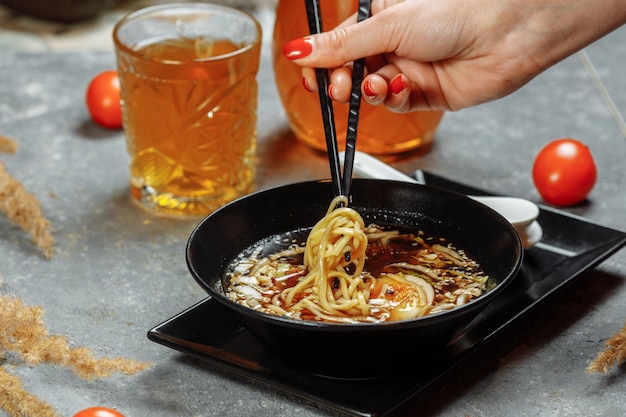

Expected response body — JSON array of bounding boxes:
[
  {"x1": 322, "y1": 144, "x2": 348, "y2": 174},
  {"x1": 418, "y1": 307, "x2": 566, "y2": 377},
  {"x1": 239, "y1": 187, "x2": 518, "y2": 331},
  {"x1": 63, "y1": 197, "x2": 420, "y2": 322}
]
[{"x1": 283, "y1": 0, "x2": 625, "y2": 112}]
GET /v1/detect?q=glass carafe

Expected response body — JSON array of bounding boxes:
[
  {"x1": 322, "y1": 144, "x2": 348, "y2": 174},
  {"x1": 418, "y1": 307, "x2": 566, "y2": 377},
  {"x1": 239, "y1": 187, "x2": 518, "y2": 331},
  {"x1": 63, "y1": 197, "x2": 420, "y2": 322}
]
[{"x1": 272, "y1": 0, "x2": 444, "y2": 155}]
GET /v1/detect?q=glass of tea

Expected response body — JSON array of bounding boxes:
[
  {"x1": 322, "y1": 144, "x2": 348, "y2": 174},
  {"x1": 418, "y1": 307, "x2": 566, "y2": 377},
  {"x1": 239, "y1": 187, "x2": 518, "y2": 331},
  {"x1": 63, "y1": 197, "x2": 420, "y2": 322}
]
[
  {"x1": 113, "y1": 4, "x2": 262, "y2": 217},
  {"x1": 272, "y1": 0, "x2": 444, "y2": 155}
]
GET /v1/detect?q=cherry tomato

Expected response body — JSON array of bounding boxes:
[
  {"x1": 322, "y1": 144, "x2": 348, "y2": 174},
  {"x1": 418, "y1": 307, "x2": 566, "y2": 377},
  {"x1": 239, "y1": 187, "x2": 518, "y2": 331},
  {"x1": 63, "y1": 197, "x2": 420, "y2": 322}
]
[
  {"x1": 86, "y1": 70, "x2": 123, "y2": 129},
  {"x1": 532, "y1": 138, "x2": 597, "y2": 206},
  {"x1": 73, "y1": 407, "x2": 125, "y2": 417}
]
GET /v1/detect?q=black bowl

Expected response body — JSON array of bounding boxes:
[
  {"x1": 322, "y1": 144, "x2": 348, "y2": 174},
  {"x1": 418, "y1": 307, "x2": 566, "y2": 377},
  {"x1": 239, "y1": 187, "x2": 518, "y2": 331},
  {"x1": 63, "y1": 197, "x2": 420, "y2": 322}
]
[{"x1": 186, "y1": 179, "x2": 523, "y2": 378}]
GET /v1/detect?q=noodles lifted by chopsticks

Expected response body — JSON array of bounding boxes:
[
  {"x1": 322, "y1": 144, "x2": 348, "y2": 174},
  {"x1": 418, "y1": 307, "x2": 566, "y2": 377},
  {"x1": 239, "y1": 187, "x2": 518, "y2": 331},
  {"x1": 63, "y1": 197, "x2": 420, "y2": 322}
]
[{"x1": 283, "y1": 195, "x2": 370, "y2": 320}]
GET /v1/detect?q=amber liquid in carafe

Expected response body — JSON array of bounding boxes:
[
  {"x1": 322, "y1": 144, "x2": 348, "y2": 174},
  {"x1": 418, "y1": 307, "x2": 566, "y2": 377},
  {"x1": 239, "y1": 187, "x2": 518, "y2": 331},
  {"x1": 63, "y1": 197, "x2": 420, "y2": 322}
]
[{"x1": 272, "y1": 0, "x2": 444, "y2": 155}]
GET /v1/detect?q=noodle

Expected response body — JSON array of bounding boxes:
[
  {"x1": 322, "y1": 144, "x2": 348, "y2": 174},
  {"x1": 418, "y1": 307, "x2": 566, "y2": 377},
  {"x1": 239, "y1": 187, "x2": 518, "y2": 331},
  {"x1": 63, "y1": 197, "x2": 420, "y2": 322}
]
[
  {"x1": 284, "y1": 195, "x2": 370, "y2": 318},
  {"x1": 225, "y1": 197, "x2": 489, "y2": 323}
]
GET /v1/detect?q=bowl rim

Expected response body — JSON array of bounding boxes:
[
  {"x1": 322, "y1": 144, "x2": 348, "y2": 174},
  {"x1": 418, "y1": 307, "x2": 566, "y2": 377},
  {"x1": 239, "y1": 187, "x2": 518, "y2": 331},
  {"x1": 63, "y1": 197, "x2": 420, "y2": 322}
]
[{"x1": 186, "y1": 179, "x2": 524, "y2": 330}]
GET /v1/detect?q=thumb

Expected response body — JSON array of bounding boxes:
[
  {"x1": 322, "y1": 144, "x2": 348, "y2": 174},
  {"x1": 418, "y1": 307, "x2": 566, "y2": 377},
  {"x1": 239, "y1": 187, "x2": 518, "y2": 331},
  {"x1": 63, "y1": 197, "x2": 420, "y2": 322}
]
[{"x1": 283, "y1": 17, "x2": 392, "y2": 68}]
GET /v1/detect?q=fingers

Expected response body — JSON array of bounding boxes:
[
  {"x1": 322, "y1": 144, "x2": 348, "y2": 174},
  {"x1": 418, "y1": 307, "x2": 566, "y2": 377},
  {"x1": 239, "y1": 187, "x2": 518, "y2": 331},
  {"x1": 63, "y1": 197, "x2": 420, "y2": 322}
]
[
  {"x1": 283, "y1": 16, "x2": 392, "y2": 68},
  {"x1": 300, "y1": 52, "x2": 387, "y2": 102},
  {"x1": 362, "y1": 62, "x2": 412, "y2": 113},
  {"x1": 300, "y1": 66, "x2": 354, "y2": 102},
  {"x1": 301, "y1": 65, "x2": 413, "y2": 113},
  {"x1": 329, "y1": 67, "x2": 354, "y2": 102},
  {"x1": 362, "y1": 74, "x2": 388, "y2": 106}
]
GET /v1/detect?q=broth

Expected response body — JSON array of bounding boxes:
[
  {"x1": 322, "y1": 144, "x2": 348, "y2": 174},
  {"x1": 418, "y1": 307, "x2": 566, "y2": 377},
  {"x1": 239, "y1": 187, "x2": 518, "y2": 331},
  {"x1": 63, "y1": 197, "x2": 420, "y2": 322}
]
[{"x1": 225, "y1": 224, "x2": 488, "y2": 323}]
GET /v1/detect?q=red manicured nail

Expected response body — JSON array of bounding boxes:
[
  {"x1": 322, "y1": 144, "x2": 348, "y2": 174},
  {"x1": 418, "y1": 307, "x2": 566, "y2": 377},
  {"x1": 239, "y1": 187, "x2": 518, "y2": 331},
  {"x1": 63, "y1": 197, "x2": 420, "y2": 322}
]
[
  {"x1": 363, "y1": 79, "x2": 376, "y2": 98},
  {"x1": 328, "y1": 84, "x2": 335, "y2": 100},
  {"x1": 390, "y1": 75, "x2": 407, "y2": 95},
  {"x1": 302, "y1": 76, "x2": 314, "y2": 92},
  {"x1": 283, "y1": 37, "x2": 313, "y2": 60}
]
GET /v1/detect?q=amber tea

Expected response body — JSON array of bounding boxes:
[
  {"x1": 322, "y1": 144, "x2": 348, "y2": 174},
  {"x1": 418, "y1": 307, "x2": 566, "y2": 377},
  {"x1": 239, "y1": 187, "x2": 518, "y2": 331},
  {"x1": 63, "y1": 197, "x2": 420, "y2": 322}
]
[{"x1": 113, "y1": 4, "x2": 262, "y2": 217}]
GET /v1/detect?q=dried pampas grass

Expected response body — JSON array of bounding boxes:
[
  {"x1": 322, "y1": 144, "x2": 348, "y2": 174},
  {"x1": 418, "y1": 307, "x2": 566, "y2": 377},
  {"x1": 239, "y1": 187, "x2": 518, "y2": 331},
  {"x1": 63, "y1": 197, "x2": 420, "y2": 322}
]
[
  {"x1": 0, "y1": 367, "x2": 60, "y2": 417},
  {"x1": 0, "y1": 138, "x2": 148, "y2": 417},
  {"x1": 0, "y1": 134, "x2": 18, "y2": 154},
  {"x1": 587, "y1": 321, "x2": 626, "y2": 375},
  {"x1": 0, "y1": 294, "x2": 152, "y2": 417},
  {"x1": 0, "y1": 135, "x2": 55, "y2": 258}
]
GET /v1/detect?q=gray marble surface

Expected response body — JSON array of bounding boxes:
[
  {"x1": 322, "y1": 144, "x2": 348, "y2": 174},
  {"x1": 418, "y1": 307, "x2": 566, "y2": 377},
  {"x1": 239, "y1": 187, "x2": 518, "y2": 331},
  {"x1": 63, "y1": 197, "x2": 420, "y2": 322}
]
[{"x1": 1, "y1": 3, "x2": 626, "y2": 417}]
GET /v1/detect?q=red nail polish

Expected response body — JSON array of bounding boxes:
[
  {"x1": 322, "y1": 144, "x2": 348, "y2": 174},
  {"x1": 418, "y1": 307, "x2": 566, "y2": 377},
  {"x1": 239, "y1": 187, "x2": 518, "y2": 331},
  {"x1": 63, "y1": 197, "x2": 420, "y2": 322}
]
[
  {"x1": 328, "y1": 84, "x2": 335, "y2": 100},
  {"x1": 363, "y1": 79, "x2": 376, "y2": 98},
  {"x1": 390, "y1": 75, "x2": 406, "y2": 95},
  {"x1": 283, "y1": 37, "x2": 313, "y2": 60},
  {"x1": 302, "y1": 76, "x2": 314, "y2": 92}
]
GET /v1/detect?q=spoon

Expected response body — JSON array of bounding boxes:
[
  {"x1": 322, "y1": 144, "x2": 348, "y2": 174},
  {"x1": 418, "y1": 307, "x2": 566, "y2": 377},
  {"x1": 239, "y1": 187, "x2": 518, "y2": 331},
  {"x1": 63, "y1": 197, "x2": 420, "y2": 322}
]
[{"x1": 339, "y1": 151, "x2": 543, "y2": 248}]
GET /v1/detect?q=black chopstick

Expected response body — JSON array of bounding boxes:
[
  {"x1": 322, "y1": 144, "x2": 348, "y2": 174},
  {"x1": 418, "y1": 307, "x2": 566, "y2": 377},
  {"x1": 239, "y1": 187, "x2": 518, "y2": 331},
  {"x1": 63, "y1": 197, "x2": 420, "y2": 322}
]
[
  {"x1": 341, "y1": 0, "x2": 371, "y2": 197},
  {"x1": 304, "y1": 0, "x2": 371, "y2": 200},
  {"x1": 304, "y1": 0, "x2": 343, "y2": 198}
]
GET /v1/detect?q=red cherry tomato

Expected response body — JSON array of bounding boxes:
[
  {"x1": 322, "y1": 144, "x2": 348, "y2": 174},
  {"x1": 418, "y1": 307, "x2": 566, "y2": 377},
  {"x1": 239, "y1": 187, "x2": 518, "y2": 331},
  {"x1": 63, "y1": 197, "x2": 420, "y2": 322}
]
[
  {"x1": 86, "y1": 70, "x2": 123, "y2": 129},
  {"x1": 73, "y1": 407, "x2": 125, "y2": 417},
  {"x1": 532, "y1": 138, "x2": 597, "y2": 206}
]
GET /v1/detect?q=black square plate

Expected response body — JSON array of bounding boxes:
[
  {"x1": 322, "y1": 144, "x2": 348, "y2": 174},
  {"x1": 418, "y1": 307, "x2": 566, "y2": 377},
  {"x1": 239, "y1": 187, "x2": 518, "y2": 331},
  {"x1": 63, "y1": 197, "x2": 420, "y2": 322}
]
[{"x1": 148, "y1": 171, "x2": 626, "y2": 417}]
